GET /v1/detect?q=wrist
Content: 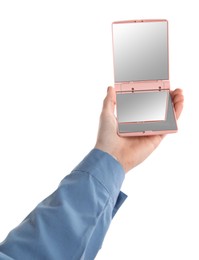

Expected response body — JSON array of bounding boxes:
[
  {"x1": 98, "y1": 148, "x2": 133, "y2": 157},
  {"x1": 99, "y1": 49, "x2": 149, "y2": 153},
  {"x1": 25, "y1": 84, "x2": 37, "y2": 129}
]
[{"x1": 94, "y1": 144, "x2": 126, "y2": 172}]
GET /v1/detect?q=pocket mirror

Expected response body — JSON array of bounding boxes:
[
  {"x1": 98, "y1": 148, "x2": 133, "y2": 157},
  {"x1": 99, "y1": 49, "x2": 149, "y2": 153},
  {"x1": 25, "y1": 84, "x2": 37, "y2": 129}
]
[{"x1": 112, "y1": 20, "x2": 177, "y2": 136}]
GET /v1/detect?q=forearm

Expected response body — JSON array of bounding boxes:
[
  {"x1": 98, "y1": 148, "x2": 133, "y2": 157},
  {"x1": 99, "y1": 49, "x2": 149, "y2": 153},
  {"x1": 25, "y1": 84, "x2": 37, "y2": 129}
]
[{"x1": 0, "y1": 149, "x2": 127, "y2": 260}]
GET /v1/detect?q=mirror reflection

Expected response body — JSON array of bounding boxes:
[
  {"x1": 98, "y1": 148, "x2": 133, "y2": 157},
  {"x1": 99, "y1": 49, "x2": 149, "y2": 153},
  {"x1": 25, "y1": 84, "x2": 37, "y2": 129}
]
[
  {"x1": 116, "y1": 91, "x2": 168, "y2": 123},
  {"x1": 112, "y1": 21, "x2": 168, "y2": 82},
  {"x1": 118, "y1": 93, "x2": 177, "y2": 133}
]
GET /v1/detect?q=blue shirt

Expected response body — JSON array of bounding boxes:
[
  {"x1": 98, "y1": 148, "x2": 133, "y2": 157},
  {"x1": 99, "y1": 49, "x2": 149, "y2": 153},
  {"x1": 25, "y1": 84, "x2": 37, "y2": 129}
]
[{"x1": 0, "y1": 149, "x2": 127, "y2": 259}]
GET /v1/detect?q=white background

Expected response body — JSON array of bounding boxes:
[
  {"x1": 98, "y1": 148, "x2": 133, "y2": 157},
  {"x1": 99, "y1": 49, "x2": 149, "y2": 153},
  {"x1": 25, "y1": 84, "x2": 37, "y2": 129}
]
[{"x1": 0, "y1": 1, "x2": 198, "y2": 259}]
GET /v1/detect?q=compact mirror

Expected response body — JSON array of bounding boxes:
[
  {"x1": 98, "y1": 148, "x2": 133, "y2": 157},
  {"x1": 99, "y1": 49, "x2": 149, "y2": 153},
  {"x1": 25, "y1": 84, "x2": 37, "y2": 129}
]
[{"x1": 112, "y1": 20, "x2": 177, "y2": 136}]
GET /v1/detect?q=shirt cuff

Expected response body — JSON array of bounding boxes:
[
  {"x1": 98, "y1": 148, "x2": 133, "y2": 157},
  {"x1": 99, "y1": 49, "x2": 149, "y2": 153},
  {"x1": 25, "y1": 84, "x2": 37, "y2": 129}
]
[
  {"x1": 112, "y1": 191, "x2": 127, "y2": 218},
  {"x1": 72, "y1": 148, "x2": 126, "y2": 206}
]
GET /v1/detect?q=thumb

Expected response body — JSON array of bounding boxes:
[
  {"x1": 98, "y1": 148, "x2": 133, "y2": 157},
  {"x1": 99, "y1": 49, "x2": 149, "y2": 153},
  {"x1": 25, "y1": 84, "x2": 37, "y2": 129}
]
[{"x1": 102, "y1": 86, "x2": 116, "y2": 114}]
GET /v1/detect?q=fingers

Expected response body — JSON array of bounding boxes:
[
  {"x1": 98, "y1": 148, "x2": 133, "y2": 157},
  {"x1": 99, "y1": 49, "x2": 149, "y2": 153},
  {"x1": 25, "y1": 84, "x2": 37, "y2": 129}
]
[
  {"x1": 171, "y1": 88, "x2": 184, "y2": 102},
  {"x1": 102, "y1": 86, "x2": 116, "y2": 114},
  {"x1": 171, "y1": 88, "x2": 184, "y2": 120}
]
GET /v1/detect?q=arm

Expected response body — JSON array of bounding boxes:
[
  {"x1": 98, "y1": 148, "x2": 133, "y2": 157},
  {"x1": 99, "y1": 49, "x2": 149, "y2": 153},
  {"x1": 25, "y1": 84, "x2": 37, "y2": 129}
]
[
  {"x1": 0, "y1": 86, "x2": 183, "y2": 260},
  {"x1": 0, "y1": 149, "x2": 126, "y2": 260}
]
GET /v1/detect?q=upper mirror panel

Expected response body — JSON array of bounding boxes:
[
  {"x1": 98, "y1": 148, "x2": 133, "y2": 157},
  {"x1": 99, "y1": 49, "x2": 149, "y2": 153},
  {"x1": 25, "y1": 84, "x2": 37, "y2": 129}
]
[{"x1": 112, "y1": 20, "x2": 169, "y2": 82}]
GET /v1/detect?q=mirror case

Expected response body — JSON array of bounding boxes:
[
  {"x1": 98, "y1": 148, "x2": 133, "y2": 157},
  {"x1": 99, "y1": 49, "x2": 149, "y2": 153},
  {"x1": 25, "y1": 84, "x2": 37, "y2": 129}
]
[{"x1": 112, "y1": 19, "x2": 177, "y2": 136}]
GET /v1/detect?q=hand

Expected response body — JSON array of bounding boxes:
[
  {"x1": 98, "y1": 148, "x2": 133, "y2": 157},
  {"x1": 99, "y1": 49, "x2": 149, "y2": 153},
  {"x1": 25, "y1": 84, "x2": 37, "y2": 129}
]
[{"x1": 95, "y1": 87, "x2": 184, "y2": 173}]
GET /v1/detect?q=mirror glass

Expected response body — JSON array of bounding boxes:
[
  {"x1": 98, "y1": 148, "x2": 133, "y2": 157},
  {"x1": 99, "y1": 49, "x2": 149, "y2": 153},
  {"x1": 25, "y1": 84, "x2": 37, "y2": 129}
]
[
  {"x1": 118, "y1": 93, "x2": 177, "y2": 133},
  {"x1": 116, "y1": 91, "x2": 168, "y2": 123},
  {"x1": 112, "y1": 21, "x2": 168, "y2": 82}
]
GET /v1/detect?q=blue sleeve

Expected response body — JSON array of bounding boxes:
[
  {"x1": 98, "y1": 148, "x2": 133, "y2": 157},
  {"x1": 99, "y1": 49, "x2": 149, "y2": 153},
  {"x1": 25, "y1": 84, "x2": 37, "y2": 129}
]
[{"x1": 0, "y1": 149, "x2": 127, "y2": 260}]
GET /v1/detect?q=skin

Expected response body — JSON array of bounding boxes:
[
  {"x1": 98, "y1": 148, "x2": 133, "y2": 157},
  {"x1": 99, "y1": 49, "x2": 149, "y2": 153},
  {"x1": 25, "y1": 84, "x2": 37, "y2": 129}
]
[{"x1": 95, "y1": 87, "x2": 184, "y2": 173}]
